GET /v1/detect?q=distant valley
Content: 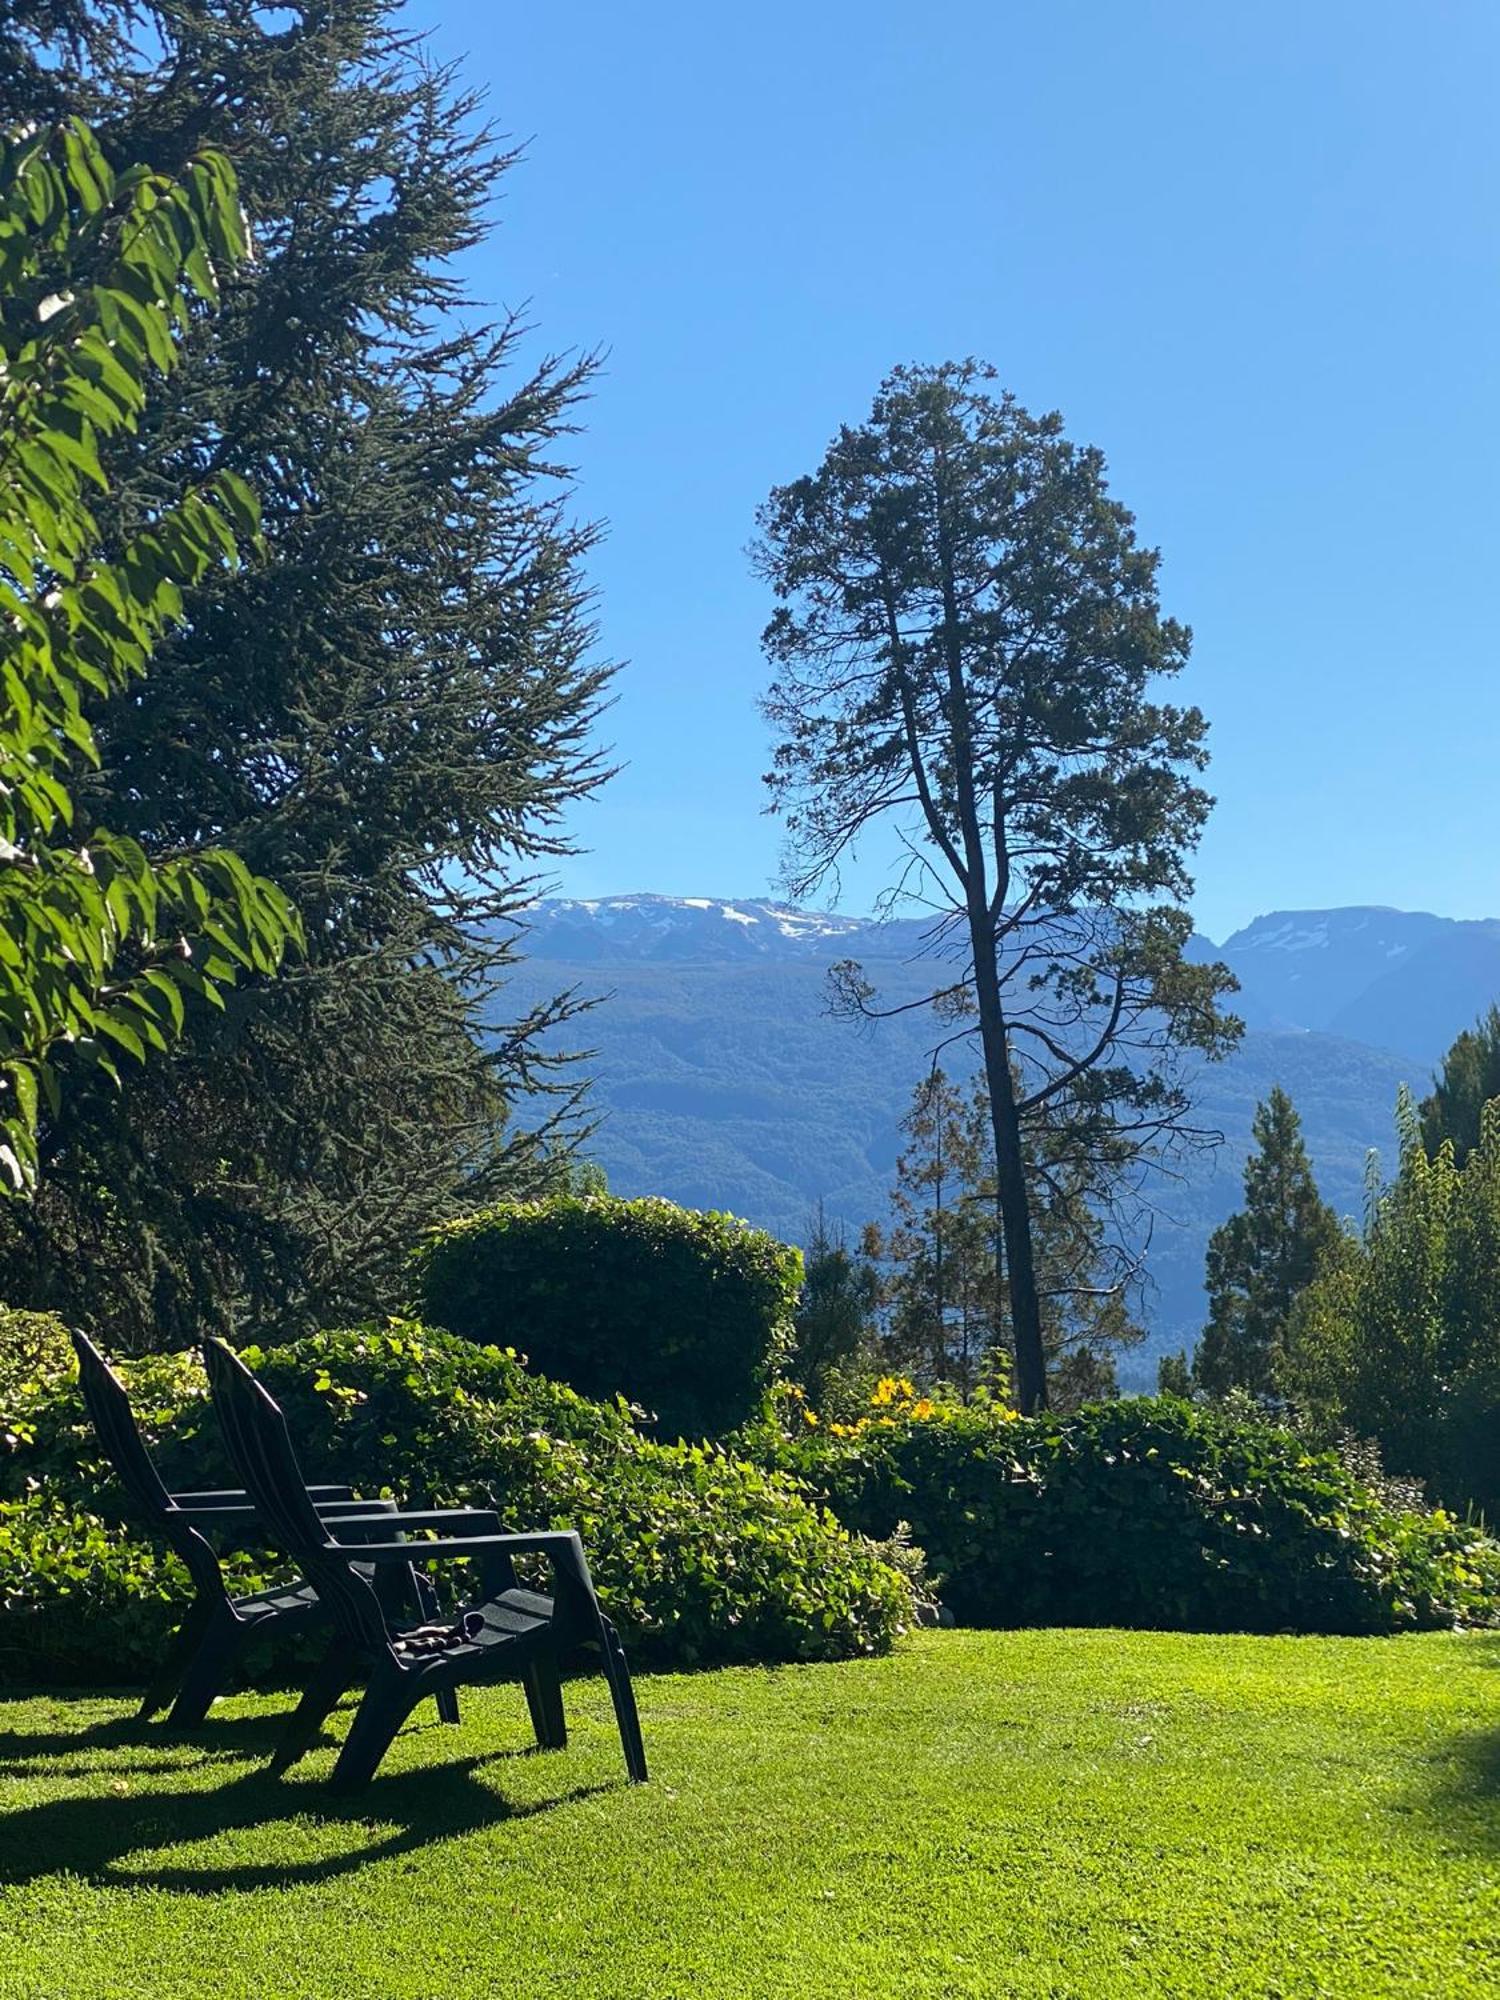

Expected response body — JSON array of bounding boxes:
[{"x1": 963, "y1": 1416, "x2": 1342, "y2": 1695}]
[{"x1": 494, "y1": 898, "x2": 1500, "y2": 1388}]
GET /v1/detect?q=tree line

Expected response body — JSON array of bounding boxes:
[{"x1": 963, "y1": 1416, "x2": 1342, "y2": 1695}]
[{"x1": 1155, "y1": 1013, "x2": 1500, "y2": 1518}]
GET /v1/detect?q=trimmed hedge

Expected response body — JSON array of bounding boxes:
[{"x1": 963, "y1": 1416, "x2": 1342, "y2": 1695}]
[
  {"x1": 746, "y1": 1388, "x2": 1500, "y2": 1636},
  {"x1": 411, "y1": 1196, "x2": 803, "y2": 1439},
  {"x1": 0, "y1": 1321, "x2": 911, "y2": 1685}
]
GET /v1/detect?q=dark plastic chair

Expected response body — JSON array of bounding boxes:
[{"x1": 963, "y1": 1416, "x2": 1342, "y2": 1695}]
[
  {"x1": 205, "y1": 1337, "x2": 648, "y2": 1792},
  {"x1": 71, "y1": 1330, "x2": 457, "y2": 1729}
]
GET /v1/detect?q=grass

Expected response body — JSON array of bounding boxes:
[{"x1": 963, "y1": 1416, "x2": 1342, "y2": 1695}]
[{"x1": 0, "y1": 1629, "x2": 1495, "y2": 2000}]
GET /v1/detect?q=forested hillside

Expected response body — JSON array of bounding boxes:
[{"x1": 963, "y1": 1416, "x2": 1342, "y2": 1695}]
[{"x1": 494, "y1": 896, "x2": 1476, "y2": 1383}]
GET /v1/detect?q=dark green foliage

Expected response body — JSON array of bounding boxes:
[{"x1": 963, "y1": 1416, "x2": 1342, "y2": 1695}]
[
  {"x1": 412, "y1": 1196, "x2": 804, "y2": 1440},
  {"x1": 1156, "y1": 1349, "x2": 1193, "y2": 1397},
  {"x1": 750, "y1": 1398, "x2": 1500, "y2": 1635},
  {"x1": 0, "y1": 1322, "x2": 911, "y2": 1683},
  {"x1": 0, "y1": 3, "x2": 612, "y2": 1344},
  {"x1": 1193, "y1": 1088, "x2": 1346, "y2": 1397},
  {"x1": 1420, "y1": 1004, "x2": 1500, "y2": 1165},
  {"x1": 790, "y1": 1209, "x2": 880, "y2": 1406},
  {"x1": 1284, "y1": 1090, "x2": 1500, "y2": 1517}
]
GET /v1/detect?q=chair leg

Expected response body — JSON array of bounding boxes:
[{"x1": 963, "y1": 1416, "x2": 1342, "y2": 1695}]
[
  {"x1": 138, "y1": 1600, "x2": 212, "y2": 1720},
  {"x1": 522, "y1": 1656, "x2": 567, "y2": 1751},
  {"x1": 271, "y1": 1640, "x2": 360, "y2": 1774},
  {"x1": 328, "y1": 1671, "x2": 423, "y2": 1792},
  {"x1": 167, "y1": 1602, "x2": 248, "y2": 1729},
  {"x1": 598, "y1": 1618, "x2": 648, "y2": 1783}
]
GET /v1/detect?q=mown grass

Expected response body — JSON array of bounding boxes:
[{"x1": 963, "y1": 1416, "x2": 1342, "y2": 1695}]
[{"x1": 0, "y1": 1629, "x2": 1495, "y2": 1999}]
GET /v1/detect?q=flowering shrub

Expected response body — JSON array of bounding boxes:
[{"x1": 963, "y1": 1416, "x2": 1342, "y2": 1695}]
[
  {"x1": 745, "y1": 1391, "x2": 1500, "y2": 1636},
  {"x1": 1, "y1": 1321, "x2": 911, "y2": 1683}
]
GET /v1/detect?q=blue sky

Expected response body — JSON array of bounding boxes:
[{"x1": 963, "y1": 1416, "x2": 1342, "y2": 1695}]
[{"x1": 407, "y1": 0, "x2": 1498, "y2": 943}]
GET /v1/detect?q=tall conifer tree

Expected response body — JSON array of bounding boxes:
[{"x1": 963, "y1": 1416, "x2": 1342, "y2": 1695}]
[
  {"x1": 1193, "y1": 1087, "x2": 1343, "y2": 1397},
  {"x1": 0, "y1": 3, "x2": 613, "y2": 1345},
  {"x1": 1420, "y1": 1006, "x2": 1500, "y2": 1167}
]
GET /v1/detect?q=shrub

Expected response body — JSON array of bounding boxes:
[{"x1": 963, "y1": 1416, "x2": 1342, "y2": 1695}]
[
  {"x1": 0, "y1": 1321, "x2": 911, "y2": 1684},
  {"x1": 0, "y1": 1306, "x2": 74, "y2": 1454},
  {"x1": 411, "y1": 1196, "x2": 803, "y2": 1439},
  {"x1": 746, "y1": 1388, "x2": 1500, "y2": 1636}
]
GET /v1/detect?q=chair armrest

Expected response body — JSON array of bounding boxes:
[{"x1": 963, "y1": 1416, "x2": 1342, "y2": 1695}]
[
  {"x1": 333, "y1": 1530, "x2": 583, "y2": 1565},
  {"x1": 172, "y1": 1484, "x2": 357, "y2": 1505},
  {"x1": 329, "y1": 1508, "x2": 502, "y2": 1540}
]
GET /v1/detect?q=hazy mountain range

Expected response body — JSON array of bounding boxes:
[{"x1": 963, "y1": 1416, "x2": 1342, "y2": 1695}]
[{"x1": 495, "y1": 897, "x2": 1500, "y2": 1388}]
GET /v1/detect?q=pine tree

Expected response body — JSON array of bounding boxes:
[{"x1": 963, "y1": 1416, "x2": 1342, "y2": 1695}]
[
  {"x1": 790, "y1": 1205, "x2": 880, "y2": 1405},
  {"x1": 868, "y1": 1069, "x2": 1140, "y2": 1401},
  {"x1": 1193, "y1": 1087, "x2": 1344, "y2": 1397},
  {"x1": 1282, "y1": 1090, "x2": 1500, "y2": 1513},
  {"x1": 755, "y1": 362, "x2": 1239, "y2": 1411},
  {"x1": 0, "y1": 4, "x2": 613, "y2": 1345},
  {"x1": 1420, "y1": 1006, "x2": 1500, "y2": 1166},
  {"x1": 869, "y1": 1072, "x2": 1000, "y2": 1396}
]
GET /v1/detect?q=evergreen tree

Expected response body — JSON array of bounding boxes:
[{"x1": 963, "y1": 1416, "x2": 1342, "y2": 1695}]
[
  {"x1": 868, "y1": 1072, "x2": 999, "y2": 1396},
  {"x1": 0, "y1": 4, "x2": 612, "y2": 1345},
  {"x1": 1283, "y1": 1089, "x2": 1500, "y2": 1513},
  {"x1": 755, "y1": 362, "x2": 1239, "y2": 1411},
  {"x1": 790, "y1": 1205, "x2": 880, "y2": 1405},
  {"x1": 1193, "y1": 1087, "x2": 1343, "y2": 1397},
  {"x1": 1157, "y1": 1350, "x2": 1193, "y2": 1397},
  {"x1": 869, "y1": 1068, "x2": 1140, "y2": 1400},
  {"x1": 1420, "y1": 1005, "x2": 1500, "y2": 1166}
]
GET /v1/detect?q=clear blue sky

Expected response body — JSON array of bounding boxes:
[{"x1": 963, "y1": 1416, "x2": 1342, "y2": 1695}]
[{"x1": 407, "y1": 0, "x2": 1498, "y2": 943}]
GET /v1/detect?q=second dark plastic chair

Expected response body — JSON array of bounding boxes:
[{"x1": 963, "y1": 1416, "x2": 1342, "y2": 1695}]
[{"x1": 205, "y1": 1338, "x2": 647, "y2": 1791}]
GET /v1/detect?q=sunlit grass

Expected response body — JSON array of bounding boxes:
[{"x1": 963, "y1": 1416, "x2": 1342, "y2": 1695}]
[{"x1": 0, "y1": 1629, "x2": 1495, "y2": 1998}]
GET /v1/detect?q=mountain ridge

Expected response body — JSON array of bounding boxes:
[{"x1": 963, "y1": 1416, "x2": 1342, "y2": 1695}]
[{"x1": 495, "y1": 896, "x2": 1500, "y2": 1386}]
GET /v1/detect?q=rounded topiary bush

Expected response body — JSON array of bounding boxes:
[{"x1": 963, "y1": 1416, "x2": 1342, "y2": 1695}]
[
  {"x1": 411, "y1": 1196, "x2": 803, "y2": 1440},
  {"x1": 755, "y1": 1390, "x2": 1500, "y2": 1636}
]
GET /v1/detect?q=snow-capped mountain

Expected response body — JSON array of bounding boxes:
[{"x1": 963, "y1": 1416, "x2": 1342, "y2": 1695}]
[
  {"x1": 531, "y1": 897, "x2": 1500, "y2": 1064},
  {"x1": 1218, "y1": 906, "x2": 1500, "y2": 1060},
  {"x1": 528, "y1": 893, "x2": 916, "y2": 964}
]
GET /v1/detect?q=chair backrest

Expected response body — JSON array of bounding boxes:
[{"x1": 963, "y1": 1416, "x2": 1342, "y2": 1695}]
[
  {"x1": 71, "y1": 1330, "x2": 224, "y2": 1599},
  {"x1": 204, "y1": 1340, "x2": 390, "y2": 1652}
]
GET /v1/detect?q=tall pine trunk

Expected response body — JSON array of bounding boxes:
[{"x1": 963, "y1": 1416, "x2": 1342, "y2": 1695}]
[{"x1": 971, "y1": 923, "x2": 1049, "y2": 1412}]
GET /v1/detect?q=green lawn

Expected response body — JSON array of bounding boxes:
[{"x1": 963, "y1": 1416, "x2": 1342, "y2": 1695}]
[{"x1": 0, "y1": 1630, "x2": 1495, "y2": 1999}]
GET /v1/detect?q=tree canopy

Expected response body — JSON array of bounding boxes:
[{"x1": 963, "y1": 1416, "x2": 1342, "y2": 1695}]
[
  {"x1": 1420, "y1": 1005, "x2": 1500, "y2": 1167},
  {"x1": 755, "y1": 361, "x2": 1239, "y2": 1410},
  {"x1": 0, "y1": 3, "x2": 613, "y2": 1345}
]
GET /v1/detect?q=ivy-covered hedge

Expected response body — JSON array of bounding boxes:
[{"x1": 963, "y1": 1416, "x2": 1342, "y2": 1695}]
[
  {"x1": 411, "y1": 1196, "x2": 802, "y2": 1440},
  {"x1": 0, "y1": 1322, "x2": 911, "y2": 1685},
  {"x1": 744, "y1": 1386, "x2": 1500, "y2": 1636}
]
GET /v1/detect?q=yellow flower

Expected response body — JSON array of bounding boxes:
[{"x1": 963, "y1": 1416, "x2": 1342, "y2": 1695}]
[
  {"x1": 911, "y1": 1398, "x2": 935, "y2": 1419},
  {"x1": 802, "y1": 1407, "x2": 819, "y2": 1427}
]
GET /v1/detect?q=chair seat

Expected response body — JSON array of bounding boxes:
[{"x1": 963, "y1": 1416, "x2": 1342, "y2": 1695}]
[
  {"x1": 234, "y1": 1579, "x2": 321, "y2": 1622},
  {"x1": 390, "y1": 1587, "x2": 556, "y2": 1664},
  {"x1": 233, "y1": 1563, "x2": 381, "y2": 1624}
]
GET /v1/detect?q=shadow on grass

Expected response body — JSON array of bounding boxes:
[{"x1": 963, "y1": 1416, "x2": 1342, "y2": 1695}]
[
  {"x1": 0, "y1": 1701, "x2": 617, "y2": 1893},
  {"x1": 1400, "y1": 1633, "x2": 1500, "y2": 1856},
  {"x1": 0, "y1": 1697, "x2": 493, "y2": 1780}
]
